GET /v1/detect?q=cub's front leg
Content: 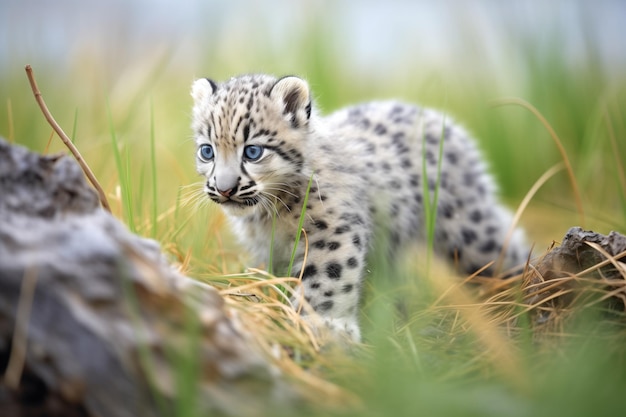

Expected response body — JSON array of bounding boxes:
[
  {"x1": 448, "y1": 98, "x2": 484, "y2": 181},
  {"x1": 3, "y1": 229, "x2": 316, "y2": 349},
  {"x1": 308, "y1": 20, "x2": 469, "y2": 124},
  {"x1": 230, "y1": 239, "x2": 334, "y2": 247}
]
[{"x1": 289, "y1": 216, "x2": 371, "y2": 342}]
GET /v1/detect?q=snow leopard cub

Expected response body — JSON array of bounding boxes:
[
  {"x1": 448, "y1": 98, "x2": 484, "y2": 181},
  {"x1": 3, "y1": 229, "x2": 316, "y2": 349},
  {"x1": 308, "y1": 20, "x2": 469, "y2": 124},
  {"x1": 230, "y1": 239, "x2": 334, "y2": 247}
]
[{"x1": 191, "y1": 74, "x2": 527, "y2": 342}]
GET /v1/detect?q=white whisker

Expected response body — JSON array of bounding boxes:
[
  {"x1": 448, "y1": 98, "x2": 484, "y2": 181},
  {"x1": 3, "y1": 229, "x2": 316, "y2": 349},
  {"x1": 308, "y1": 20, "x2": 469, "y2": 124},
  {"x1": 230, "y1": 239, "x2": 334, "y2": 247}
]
[
  {"x1": 262, "y1": 182, "x2": 299, "y2": 198},
  {"x1": 260, "y1": 190, "x2": 292, "y2": 213},
  {"x1": 257, "y1": 194, "x2": 279, "y2": 217},
  {"x1": 179, "y1": 182, "x2": 209, "y2": 209}
]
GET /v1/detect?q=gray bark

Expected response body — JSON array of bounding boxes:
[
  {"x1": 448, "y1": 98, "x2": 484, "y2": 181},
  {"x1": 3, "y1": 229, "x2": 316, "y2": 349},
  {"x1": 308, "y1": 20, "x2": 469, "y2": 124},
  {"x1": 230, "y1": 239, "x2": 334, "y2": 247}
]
[
  {"x1": 0, "y1": 138, "x2": 293, "y2": 416},
  {"x1": 527, "y1": 226, "x2": 626, "y2": 325}
]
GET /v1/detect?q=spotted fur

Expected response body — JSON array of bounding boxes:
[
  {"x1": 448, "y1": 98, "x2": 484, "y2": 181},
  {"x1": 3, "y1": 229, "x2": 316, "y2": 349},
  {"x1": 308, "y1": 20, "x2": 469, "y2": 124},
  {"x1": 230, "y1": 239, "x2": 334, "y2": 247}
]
[{"x1": 191, "y1": 74, "x2": 527, "y2": 342}]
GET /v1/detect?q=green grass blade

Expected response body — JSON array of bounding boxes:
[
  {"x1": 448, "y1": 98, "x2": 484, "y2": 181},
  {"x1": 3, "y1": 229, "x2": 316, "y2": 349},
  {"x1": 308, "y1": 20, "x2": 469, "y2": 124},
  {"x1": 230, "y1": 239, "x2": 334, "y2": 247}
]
[
  {"x1": 106, "y1": 99, "x2": 135, "y2": 232},
  {"x1": 287, "y1": 173, "x2": 314, "y2": 277},
  {"x1": 172, "y1": 299, "x2": 201, "y2": 417},
  {"x1": 149, "y1": 99, "x2": 158, "y2": 238},
  {"x1": 268, "y1": 209, "x2": 277, "y2": 275},
  {"x1": 421, "y1": 109, "x2": 447, "y2": 273},
  {"x1": 429, "y1": 112, "x2": 446, "y2": 241},
  {"x1": 421, "y1": 115, "x2": 432, "y2": 271},
  {"x1": 71, "y1": 108, "x2": 78, "y2": 143}
]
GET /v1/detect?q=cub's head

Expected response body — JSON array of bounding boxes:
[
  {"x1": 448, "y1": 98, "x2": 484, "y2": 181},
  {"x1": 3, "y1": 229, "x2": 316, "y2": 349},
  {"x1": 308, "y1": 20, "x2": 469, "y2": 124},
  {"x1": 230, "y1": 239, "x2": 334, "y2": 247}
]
[{"x1": 191, "y1": 74, "x2": 312, "y2": 215}]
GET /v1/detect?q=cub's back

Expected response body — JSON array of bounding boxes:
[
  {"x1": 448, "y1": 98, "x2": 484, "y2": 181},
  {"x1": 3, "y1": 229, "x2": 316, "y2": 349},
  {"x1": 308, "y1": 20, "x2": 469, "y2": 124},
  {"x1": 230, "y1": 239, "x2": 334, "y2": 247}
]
[{"x1": 316, "y1": 101, "x2": 524, "y2": 273}]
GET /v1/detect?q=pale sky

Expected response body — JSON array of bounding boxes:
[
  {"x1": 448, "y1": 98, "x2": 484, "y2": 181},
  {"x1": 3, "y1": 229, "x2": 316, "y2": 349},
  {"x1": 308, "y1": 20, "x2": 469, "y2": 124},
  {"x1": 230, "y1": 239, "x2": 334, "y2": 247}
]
[{"x1": 0, "y1": 0, "x2": 624, "y2": 79}]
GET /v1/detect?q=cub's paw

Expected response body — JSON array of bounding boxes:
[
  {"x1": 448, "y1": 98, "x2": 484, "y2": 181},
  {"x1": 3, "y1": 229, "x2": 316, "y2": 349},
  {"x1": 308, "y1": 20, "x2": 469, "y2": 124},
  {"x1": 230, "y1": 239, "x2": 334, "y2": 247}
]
[{"x1": 302, "y1": 314, "x2": 361, "y2": 348}]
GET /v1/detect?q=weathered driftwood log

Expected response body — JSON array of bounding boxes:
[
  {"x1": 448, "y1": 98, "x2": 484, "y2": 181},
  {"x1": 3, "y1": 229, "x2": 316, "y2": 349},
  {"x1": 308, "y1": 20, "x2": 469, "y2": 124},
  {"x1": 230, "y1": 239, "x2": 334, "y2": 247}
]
[
  {"x1": 526, "y1": 226, "x2": 626, "y2": 326},
  {"x1": 0, "y1": 138, "x2": 293, "y2": 417}
]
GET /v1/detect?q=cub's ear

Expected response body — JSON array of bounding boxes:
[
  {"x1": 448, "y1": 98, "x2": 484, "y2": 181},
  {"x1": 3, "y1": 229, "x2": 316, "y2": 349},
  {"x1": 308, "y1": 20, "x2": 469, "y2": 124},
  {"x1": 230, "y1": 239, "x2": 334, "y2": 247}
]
[
  {"x1": 191, "y1": 78, "x2": 217, "y2": 102},
  {"x1": 269, "y1": 76, "x2": 312, "y2": 128}
]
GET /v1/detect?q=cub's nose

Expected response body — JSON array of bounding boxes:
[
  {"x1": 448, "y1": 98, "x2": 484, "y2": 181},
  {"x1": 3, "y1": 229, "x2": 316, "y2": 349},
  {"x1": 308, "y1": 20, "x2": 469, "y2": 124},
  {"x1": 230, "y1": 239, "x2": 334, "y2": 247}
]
[
  {"x1": 214, "y1": 174, "x2": 239, "y2": 198},
  {"x1": 217, "y1": 186, "x2": 235, "y2": 197}
]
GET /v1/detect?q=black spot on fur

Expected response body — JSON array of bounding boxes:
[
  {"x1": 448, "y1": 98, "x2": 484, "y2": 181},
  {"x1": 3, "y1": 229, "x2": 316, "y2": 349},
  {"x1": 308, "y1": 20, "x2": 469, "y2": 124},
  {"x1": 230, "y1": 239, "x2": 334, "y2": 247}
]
[
  {"x1": 388, "y1": 179, "x2": 402, "y2": 189},
  {"x1": 328, "y1": 241, "x2": 341, "y2": 251},
  {"x1": 314, "y1": 219, "x2": 328, "y2": 230},
  {"x1": 323, "y1": 290, "x2": 334, "y2": 297},
  {"x1": 391, "y1": 133, "x2": 410, "y2": 154},
  {"x1": 301, "y1": 264, "x2": 318, "y2": 280},
  {"x1": 390, "y1": 203, "x2": 400, "y2": 217},
  {"x1": 242, "y1": 124, "x2": 250, "y2": 141},
  {"x1": 347, "y1": 257, "x2": 358, "y2": 268},
  {"x1": 313, "y1": 240, "x2": 326, "y2": 249},
  {"x1": 317, "y1": 300, "x2": 334, "y2": 312},
  {"x1": 326, "y1": 262, "x2": 343, "y2": 280},
  {"x1": 335, "y1": 225, "x2": 351, "y2": 234},
  {"x1": 348, "y1": 108, "x2": 363, "y2": 120},
  {"x1": 264, "y1": 144, "x2": 304, "y2": 167},
  {"x1": 439, "y1": 203, "x2": 454, "y2": 219},
  {"x1": 352, "y1": 234, "x2": 362, "y2": 250},
  {"x1": 342, "y1": 284, "x2": 354, "y2": 293},
  {"x1": 340, "y1": 213, "x2": 365, "y2": 225},
  {"x1": 390, "y1": 231, "x2": 401, "y2": 248},
  {"x1": 470, "y1": 210, "x2": 483, "y2": 223},
  {"x1": 358, "y1": 118, "x2": 371, "y2": 129},
  {"x1": 486, "y1": 225, "x2": 499, "y2": 235},
  {"x1": 446, "y1": 152, "x2": 458, "y2": 165},
  {"x1": 461, "y1": 228, "x2": 478, "y2": 245},
  {"x1": 389, "y1": 105, "x2": 404, "y2": 116},
  {"x1": 425, "y1": 133, "x2": 439, "y2": 145},
  {"x1": 479, "y1": 239, "x2": 499, "y2": 254},
  {"x1": 374, "y1": 123, "x2": 387, "y2": 135},
  {"x1": 425, "y1": 150, "x2": 437, "y2": 165},
  {"x1": 463, "y1": 172, "x2": 476, "y2": 187}
]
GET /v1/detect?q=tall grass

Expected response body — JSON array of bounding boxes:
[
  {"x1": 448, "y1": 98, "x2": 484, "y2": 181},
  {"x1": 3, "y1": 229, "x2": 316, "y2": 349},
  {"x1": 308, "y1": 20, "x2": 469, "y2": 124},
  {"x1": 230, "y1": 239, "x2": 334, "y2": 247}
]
[
  {"x1": 287, "y1": 173, "x2": 315, "y2": 278},
  {"x1": 421, "y1": 111, "x2": 448, "y2": 273},
  {"x1": 106, "y1": 99, "x2": 136, "y2": 232}
]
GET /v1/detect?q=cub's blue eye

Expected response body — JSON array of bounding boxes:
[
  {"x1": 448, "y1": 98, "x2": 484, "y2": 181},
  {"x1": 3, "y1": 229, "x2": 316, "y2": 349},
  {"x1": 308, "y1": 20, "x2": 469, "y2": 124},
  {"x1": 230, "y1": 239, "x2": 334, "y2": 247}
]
[
  {"x1": 198, "y1": 144, "x2": 214, "y2": 161},
  {"x1": 243, "y1": 145, "x2": 264, "y2": 161}
]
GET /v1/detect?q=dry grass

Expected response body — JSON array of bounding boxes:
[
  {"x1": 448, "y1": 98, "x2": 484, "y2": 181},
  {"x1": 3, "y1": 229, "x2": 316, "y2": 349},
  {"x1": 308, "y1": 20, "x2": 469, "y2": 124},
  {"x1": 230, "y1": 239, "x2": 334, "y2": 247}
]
[{"x1": 172, "y1": 230, "x2": 626, "y2": 414}]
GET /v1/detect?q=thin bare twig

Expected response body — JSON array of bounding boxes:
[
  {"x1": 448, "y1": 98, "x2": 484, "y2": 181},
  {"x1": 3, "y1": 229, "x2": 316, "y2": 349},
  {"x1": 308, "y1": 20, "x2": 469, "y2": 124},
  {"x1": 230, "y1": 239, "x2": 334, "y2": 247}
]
[{"x1": 24, "y1": 64, "x2": 111, "y2": 212}]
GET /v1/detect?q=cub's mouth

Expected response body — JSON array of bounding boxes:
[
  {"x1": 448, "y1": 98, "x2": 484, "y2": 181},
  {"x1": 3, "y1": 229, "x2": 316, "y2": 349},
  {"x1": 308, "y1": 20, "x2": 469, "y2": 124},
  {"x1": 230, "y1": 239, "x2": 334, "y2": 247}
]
[{"x1": 208, "y1": 193, "x2": 260, "y2": 209}]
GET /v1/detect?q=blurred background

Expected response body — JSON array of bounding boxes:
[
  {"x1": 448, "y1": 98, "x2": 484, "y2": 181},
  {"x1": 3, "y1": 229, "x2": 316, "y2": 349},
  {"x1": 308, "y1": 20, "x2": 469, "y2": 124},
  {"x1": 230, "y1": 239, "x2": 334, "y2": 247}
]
[
  {"x1": 0, "y1": 0, "x2": 625, "y2": 252},
  {"x1": 3, "y1": 3, "x2": 626, "y2": 415}
]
